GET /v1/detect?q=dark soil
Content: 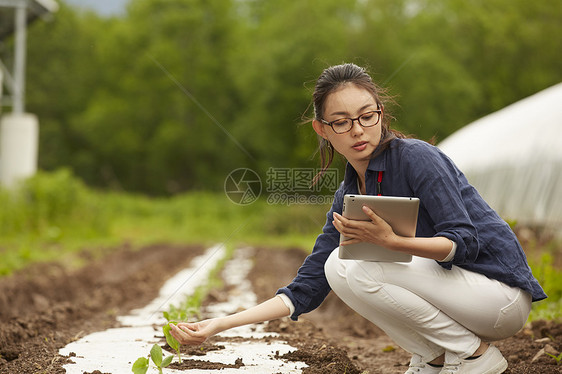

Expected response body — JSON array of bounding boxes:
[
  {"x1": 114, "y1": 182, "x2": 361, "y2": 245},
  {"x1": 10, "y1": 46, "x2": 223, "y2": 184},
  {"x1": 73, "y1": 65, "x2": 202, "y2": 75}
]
[
  {"x1": 0, "y1": 243, "x2": 206, "y2": 374},
  {"x1": 0, "y1": 244, "x2": 560, "y2": 373}
]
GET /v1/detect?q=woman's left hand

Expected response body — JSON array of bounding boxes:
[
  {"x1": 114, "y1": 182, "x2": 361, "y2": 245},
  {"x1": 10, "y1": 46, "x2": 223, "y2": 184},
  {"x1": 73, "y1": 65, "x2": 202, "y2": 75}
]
[{"x1": 333, "y1": 205, "x2": 397, "y2": 247}]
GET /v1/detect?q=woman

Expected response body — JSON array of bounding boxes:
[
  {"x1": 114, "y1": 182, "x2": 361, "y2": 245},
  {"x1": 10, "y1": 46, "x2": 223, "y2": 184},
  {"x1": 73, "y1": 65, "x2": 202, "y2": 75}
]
[{"x1": 170, "y1": 63, "x2": 546, "y2": 374}]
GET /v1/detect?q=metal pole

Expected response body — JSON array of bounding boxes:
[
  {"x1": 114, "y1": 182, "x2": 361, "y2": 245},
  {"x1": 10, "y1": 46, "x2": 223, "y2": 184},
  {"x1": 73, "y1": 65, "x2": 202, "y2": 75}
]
[{"x1": 13, "y1": 1, "x2": 27, "y2": 114}]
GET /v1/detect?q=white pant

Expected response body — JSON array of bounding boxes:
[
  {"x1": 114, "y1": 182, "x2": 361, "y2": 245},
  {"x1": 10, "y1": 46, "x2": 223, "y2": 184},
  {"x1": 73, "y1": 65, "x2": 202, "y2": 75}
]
[{"x1": 324, "y1": 248, "x2": 532, "y2": 362}]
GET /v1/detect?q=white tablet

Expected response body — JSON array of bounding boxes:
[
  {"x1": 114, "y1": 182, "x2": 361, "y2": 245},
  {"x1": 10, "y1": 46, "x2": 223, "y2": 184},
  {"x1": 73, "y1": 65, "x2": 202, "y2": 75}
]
[{"x1": 338, "y1": 195, "x2": 419, "y2": 262}]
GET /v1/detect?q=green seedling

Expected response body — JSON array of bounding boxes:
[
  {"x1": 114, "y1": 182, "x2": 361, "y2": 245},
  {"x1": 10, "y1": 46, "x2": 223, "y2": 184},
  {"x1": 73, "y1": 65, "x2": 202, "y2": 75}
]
[
  {"x1": 164, "y1": 302, "x2": 200, "y2": 323},
  {"x1": 162, "y1": 311, "x2": 172, "y2": 322},
  {"x1": 131, "y1": 344, "x2": 173, "y2": 374},
  {"x1": 163, "y1": 323, "x2": 182, "y2": 364},
  {"x1": 131, "y1": 356, "x2": 149, "y2": 374},
  {"x1": 150, "y1": 344, "x2": 173, "y2": 373},
  {"x1": 545, "y1": 351, "x2": 562, "y2": 365},
  {"x1": 163, "y1": 306, "x2": 187, "y2": 323}
]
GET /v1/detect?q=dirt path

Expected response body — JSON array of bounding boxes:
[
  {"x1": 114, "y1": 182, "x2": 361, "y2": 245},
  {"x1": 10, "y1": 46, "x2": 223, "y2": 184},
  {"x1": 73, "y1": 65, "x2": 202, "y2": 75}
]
[{"x1": 0, "y1": 244, "x2": 560, "y2": 373}]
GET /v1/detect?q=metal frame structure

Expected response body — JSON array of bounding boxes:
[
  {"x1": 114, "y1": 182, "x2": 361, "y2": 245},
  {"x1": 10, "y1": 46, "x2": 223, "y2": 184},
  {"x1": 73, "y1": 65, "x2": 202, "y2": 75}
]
[{"x1": 0, "y1": 0, "x2": 58, "y2": 114}]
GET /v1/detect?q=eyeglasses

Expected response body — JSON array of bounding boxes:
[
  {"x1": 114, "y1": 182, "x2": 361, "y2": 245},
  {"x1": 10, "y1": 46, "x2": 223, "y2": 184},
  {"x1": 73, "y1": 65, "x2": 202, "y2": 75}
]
[{"x1": 320, "y1": 110, "x2": 382, "y2": 134}]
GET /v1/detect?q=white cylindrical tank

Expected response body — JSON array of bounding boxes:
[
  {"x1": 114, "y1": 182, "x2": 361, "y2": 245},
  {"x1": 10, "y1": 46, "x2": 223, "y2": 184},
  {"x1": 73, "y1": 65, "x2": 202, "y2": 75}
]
[
  {"x1": 0, "y1": 113, "x2": 39, "y2": 188},
  {"x1": 0, "y1": 69, "x2": 3, "y2": 113}
]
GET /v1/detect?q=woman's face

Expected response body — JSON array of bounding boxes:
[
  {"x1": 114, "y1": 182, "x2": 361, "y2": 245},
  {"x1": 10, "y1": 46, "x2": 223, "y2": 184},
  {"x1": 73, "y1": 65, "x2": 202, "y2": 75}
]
[{"x1": 313, "y1": 83, "x2": 382, "y2": 166}]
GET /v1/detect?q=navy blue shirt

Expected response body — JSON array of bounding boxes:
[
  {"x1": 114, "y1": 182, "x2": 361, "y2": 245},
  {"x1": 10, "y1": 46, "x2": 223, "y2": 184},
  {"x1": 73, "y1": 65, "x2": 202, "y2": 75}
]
[{"x1": 277, "y1": 138, "x2": 547, "y2": 321}]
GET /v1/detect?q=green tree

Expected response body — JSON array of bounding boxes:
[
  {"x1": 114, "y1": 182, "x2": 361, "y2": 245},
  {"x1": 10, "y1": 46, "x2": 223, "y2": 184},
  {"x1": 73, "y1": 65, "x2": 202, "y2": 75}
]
[
  {"x1": 228, "y1": 0, "x2": 358, "y2": 174},
  {"x1": 20, "y1": 0, "x2": 562, "y2": 193},
  {"x1": 25, "y1": 3, "x2": 107, "y2": 177},
  {"x1": 352, "y1": 0, "x2": 562, "y2": 141}
]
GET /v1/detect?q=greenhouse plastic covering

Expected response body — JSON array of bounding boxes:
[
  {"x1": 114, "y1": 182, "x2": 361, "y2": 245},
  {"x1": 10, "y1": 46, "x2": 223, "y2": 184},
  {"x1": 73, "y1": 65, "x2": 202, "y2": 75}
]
[{"x1": 438, "y1": 83, "x2": 562, "y2": 232}]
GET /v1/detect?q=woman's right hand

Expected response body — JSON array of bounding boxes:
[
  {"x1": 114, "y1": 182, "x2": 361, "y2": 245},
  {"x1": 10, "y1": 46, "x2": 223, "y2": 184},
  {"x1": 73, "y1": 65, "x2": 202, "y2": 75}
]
[{"x1": 169, "y1": 318, "x2": 223, "y2": 345}]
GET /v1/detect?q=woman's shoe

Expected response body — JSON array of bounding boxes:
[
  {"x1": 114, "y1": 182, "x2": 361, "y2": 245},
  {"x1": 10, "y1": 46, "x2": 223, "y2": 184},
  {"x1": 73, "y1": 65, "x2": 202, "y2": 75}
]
[
  {"x1": 404, "y1": 354, "x2": 443, "y2": 374},
  {"x1": 440, "y1": 345, "x2": 507, "y2": 374}
]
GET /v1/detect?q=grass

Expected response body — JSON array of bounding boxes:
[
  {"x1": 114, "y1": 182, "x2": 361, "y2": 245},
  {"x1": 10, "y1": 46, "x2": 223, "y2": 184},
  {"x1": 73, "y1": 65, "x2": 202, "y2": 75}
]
[
  {"x1": 528, "y1": 252, "x2": 562, "y2": 321},
  {"x1": 0, "y1": 169, "x2": 560, "y2": 322},
  {"x1": 105, "y1": 190, "x2": 328, "y2": 249},
  {"x1": 0, "y1": 169, "x2": 326, "y2": 275}
]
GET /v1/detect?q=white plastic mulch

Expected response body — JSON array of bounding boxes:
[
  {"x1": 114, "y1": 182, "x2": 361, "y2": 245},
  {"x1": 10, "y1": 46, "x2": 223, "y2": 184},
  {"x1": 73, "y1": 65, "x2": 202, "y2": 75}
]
[{"x1": 59, "y1": 245, "x2": 307, "y2": 373}]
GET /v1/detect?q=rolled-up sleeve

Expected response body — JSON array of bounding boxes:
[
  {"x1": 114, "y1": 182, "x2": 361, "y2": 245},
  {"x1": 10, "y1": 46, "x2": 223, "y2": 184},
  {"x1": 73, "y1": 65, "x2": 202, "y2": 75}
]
[{"x1": 276, "y1": 187, "x2": 344, "y2": 320}]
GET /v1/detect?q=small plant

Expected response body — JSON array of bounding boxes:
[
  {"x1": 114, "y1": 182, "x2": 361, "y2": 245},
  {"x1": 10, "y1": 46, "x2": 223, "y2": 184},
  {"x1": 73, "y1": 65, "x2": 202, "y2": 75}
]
[
  {"x1": 131, "y1": 356, "x2": 148, "y2": 374},
  {"x1": 163, "y1": 322, "x2": 182, "y2": 364},
  {"x1": 150, "y1": 344, "x2": 174, "y2": 373},
  {"x1": 163, "y1": 299, "x2": 201, "y2": 323},
  {"x1": 131, "y1": 244, "x2": 232, "y2": 373},
  {"x1": 131, "y1": 344, "x2": 173, "y2": 374},
  {"x1": 545, "y1": 351, "x2": 562, "y2": 365},
  {"x1": 163, "y1": 307, "x2": 187, "y2": 323}
]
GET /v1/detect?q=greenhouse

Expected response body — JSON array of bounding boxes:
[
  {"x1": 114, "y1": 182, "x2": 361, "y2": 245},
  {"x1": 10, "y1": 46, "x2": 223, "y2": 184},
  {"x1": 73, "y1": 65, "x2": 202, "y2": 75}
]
[{"x1": 438, "y1": 83, "x2": 562, "y2": 233}]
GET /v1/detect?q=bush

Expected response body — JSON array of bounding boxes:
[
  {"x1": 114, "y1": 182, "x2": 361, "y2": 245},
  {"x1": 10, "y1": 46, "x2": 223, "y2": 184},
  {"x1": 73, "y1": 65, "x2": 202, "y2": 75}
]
[{"x1": 0, "y1": 169, "x2": 109, "y2": 239}]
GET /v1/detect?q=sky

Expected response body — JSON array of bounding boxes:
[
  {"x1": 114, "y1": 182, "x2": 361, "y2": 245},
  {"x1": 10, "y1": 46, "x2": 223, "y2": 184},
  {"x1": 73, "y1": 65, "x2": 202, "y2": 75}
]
[{"x1": 64, "y1": 0, "x2": 129, "y2": 16}]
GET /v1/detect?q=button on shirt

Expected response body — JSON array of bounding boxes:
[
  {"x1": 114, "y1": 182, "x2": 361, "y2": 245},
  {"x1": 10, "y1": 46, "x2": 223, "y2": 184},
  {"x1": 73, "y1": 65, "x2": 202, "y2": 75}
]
[{"x1": 277, "y1": 138, "x2": 547, "y2": 321}]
